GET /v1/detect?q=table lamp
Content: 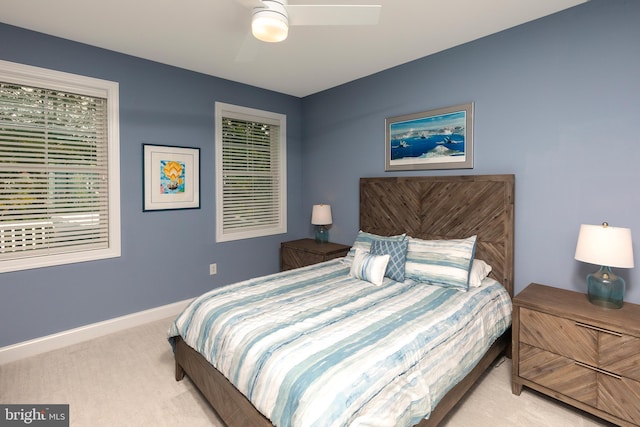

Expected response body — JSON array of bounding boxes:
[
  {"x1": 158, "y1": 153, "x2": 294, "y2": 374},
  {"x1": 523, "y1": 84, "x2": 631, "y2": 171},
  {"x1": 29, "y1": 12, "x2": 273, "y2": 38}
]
[
  {"x1": 574, "y1": 222, "x2": 634, "y2": 309},
  {"x1": 311, "y1": 204, "x2": 332, "y2": 244}
]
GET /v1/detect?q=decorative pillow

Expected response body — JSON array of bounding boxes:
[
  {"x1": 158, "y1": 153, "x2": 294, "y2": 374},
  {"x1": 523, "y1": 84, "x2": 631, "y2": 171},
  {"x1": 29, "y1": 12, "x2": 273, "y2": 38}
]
[
  {"x1": 350, "y1": 249, "x2": 390, "y2": 286},
  {"x1": 346, "y1": 230, "x2": 406, "y2": 259},
  {"x1": 469, "y1": 259, "x2": 493, "y2": 288},
  {"x1": 405, "y1": 235, "x2": 477, "y2": 291},
  {"x1": 370, "y1": 238, "x2": 408, "y2": 282}
]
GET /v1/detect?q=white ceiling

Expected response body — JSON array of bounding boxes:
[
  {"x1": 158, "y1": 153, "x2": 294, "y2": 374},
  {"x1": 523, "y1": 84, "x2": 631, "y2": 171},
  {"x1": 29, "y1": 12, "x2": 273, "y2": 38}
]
[{"x1": 1, "y1": 0, "x2": 588, "y2": 97}]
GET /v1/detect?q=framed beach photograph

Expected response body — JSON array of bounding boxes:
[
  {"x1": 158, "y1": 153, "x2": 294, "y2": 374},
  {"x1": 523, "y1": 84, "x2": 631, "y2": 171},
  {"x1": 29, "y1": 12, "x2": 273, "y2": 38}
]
[
  {"x1": 385, "y1": 102, "x2": 474, "y2": 171},
  {"x1": 143, "y1": 144, "x2": 200, "y2": 211}
]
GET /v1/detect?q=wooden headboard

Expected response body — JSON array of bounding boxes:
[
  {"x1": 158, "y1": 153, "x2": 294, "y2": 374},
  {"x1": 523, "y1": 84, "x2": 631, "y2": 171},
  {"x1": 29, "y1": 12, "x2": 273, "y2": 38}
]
[{"x1": 360, "y1": 174, "x2": 514, "y2": 297}]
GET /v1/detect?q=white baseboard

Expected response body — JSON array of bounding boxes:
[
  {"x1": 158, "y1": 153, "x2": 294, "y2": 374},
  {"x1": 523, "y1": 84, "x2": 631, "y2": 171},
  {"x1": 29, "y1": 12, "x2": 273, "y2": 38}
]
[{"x1": 0, "y1": 298, "x2": 193, "y2": 365}]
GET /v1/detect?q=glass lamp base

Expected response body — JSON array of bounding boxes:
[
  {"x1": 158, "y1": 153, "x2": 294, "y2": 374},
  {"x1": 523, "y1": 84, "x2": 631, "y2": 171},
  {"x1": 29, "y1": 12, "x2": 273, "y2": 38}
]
[
  {"x1": 587, "y1": 266, "x2": 625, "y2": 309},
  {"x1": 315, "y1": 225, "x2": 328, "y2": 244}
]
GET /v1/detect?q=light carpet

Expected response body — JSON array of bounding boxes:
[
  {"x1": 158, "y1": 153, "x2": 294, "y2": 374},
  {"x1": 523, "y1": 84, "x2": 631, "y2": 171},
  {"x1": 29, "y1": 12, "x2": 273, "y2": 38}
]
[{"x1": 0, "y1": 317, "x2": 613, "y2": 427}]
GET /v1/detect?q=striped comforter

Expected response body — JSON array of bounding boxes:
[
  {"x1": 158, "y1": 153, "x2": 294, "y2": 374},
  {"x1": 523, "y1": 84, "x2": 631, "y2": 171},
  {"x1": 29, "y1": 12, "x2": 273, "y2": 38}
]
[{"x1": 168, "y1": 258, "x2": 512, "y2": 427}]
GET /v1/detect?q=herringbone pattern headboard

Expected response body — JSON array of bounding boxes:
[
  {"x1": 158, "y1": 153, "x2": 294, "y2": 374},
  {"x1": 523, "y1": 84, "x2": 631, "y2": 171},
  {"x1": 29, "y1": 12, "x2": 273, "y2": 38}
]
[{"x1": 360, "y1": 174, "x2": 514, "y2": 297}]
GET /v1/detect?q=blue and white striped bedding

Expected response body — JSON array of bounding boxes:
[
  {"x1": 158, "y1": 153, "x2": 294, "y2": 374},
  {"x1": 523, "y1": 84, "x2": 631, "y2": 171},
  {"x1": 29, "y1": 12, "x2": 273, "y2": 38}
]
[{"x1": 168, "y1": 258, "x2": 512, "y2": 427}]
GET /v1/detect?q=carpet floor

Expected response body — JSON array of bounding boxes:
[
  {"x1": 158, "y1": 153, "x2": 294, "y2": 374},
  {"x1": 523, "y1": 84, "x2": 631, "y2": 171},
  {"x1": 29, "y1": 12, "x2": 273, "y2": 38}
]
[{"x1": 0, "y1": 317, "x2": 614, "y2": 426}]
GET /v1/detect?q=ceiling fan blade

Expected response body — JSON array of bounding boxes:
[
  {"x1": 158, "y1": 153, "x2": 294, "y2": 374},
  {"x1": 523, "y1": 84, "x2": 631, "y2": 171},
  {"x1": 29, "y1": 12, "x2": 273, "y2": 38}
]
[
  {"x1": 287, "y1": 4, "x2": 381, "y2": 26},
  {"x1": 235, "y1": 31, "x2": 261, "y2": 62}
]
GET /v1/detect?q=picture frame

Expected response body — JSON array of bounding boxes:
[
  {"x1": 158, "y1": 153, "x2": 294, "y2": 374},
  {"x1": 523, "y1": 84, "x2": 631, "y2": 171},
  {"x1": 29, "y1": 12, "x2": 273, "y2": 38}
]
[
  {"x1": 385, "y1": 102, "x2": 474, "y2": 171},
  {"x1": 143, "y1": 144, "x2": 200, "y2": 211}
]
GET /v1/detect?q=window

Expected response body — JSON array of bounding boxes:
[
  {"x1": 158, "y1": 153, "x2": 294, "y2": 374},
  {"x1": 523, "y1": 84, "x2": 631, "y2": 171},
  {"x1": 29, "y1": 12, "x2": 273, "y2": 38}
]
[
  {"x1": 215, "y1": 102, "x2": 286, "y2": 242},
  {"x1": 0, "y1": 60, "x2": 120, "y2": 273}
]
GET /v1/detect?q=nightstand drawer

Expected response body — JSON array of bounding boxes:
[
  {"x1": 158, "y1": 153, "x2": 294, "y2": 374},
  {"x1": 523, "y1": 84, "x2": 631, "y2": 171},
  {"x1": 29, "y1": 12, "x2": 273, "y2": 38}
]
[
  {"x1": 598, "y1": 373, "x2": 640, "y2": 424},
  {"x1": 280, "y1": 239, "x2": 350, "y2": 271},
  {"x1": 281, "y1": 247, "x2": 323, "y2": 269},
  {"x1": 520, "y1": 308, "x2": 598, "y2": 366},
  {"x1": 519, "y1": 343, "x2": 597, "y2": 406},
  {"x1": 599, "y1": 332, "x2": 640, "y2": 382}
]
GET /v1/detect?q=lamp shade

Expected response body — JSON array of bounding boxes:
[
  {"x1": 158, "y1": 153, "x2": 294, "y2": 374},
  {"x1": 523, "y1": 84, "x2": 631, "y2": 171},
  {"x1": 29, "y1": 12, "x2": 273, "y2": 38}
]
[
  {"x1": 311, "y1": 204, "x2": 332, "y2": 225},
  {"x1": 574, "y1": 223, "x2": 634, "y2": 268}
]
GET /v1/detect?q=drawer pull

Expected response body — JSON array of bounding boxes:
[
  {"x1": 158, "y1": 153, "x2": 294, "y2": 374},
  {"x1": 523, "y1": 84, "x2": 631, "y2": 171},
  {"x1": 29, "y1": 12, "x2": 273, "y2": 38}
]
[
  {"x1": 575, "y1": 322, "x2": 622, "y2": 337},
  {"x1": 574, "y1": 361, "x2": 622, "y2": 379}
]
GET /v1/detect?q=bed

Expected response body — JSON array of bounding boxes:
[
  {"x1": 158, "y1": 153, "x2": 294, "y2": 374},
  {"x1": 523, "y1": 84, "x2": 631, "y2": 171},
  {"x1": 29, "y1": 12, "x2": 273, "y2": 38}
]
[{"x1": 169, "y1": 174, "x2": 514, "y2": 427}]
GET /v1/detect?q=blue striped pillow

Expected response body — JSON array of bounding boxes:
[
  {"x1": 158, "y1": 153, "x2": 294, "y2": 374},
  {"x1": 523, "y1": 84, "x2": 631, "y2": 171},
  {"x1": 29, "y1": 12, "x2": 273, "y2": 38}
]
[
  {"x1": 405, "y1": 235, "x2": 477, "y2": 291},
  {"x1": 350, "y1": 249, "x2": 390, "y2": 286},
  {"x1": 346, "y1": 231, "x2": 406, "y2": 260}
]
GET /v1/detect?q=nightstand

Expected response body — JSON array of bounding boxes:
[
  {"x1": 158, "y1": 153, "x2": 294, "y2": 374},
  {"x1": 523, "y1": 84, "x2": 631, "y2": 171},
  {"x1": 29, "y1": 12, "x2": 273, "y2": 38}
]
[
  {"x1": 280, "y1": 238, "x2": 350, "y2": 271},
  {"x1": 512, "y1": 283, "x2": 640, "y2": 426}
]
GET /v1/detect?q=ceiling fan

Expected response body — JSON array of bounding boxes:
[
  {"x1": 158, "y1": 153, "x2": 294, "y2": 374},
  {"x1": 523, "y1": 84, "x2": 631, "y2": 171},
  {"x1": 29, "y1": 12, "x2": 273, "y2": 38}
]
[{"x1": 234, "y1": 0, "x2": 382, "y2": 43}]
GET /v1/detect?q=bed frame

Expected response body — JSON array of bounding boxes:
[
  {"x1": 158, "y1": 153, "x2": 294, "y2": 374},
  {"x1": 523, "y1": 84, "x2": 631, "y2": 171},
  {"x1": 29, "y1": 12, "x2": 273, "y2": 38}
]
[{"x1": 174, "y1": 174, "x2": 515, "y2": 426}]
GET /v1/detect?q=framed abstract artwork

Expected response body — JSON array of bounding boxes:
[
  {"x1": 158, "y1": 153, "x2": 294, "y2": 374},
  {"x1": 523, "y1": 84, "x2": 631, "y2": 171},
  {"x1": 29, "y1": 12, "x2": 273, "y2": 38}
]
[
  {"x1": 385, "y1": 102, "x2": 474, "y2": 171},
  {"x1": 143, "y1": 144, "x2": 200, "y2": 211}
]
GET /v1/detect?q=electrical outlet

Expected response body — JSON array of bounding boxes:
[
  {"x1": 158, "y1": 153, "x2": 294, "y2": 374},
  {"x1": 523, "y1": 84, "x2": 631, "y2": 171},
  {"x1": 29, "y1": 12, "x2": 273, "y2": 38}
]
[{"x1": 209, "y1": 263, "x2": 217, "y2": 275}]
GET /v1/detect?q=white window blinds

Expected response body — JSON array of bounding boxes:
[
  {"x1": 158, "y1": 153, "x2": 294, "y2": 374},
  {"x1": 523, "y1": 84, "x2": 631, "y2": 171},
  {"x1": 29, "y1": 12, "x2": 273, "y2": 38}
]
[
  {"x1": 215, "y1": 103, "x2": 286, "y2": 242},
  {"x1": 0, "y1": 60, "x2": 120, "y2": 272}
]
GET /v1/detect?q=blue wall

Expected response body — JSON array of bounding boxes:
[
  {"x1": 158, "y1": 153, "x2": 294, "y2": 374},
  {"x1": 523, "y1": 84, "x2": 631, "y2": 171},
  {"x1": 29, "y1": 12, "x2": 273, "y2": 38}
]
[
  {"x1": 301, "y1": 0, "x2": 640, "y2": 304},
  {"x1": 0, "y1": 24, "x2": 304, "y2": 347},
  {"x1": 2, "y1": 0, "x2": 639, "y2": 347}
]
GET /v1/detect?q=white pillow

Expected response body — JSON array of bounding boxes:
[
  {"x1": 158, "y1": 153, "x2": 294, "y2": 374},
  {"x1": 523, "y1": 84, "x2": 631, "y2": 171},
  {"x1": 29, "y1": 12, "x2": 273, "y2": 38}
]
[
  {"x1": 350, "y1": 249, "x2": 390, "y2": 286},
  {"x1": 469, "y1": 259, "x2": 492, "y2": 287}
]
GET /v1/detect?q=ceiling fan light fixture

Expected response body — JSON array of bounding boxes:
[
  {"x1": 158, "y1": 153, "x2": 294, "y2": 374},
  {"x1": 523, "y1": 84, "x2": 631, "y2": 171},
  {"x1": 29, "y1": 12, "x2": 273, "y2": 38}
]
[{"x1": 252, "y1": 7, "x2": 289, "y2": 43}]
